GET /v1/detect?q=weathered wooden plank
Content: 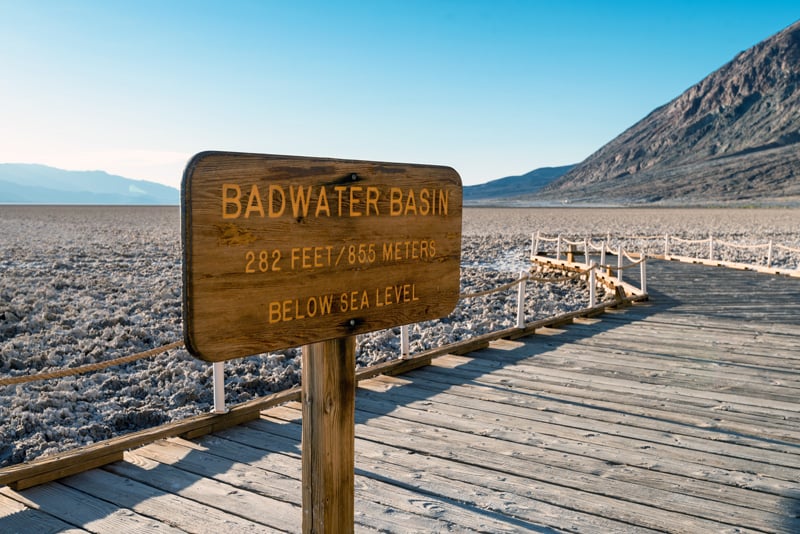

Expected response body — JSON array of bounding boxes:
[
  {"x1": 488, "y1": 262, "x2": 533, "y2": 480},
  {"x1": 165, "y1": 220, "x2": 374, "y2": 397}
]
[
  {"x1": 547, "y1": 325, "x2": 800, "y2": 366},
  {"x1": 371, "y1": 369, "x2": 800, "y2": 459},
  {"x1": 539, "y1": 316, "x2": 800, "y2": 358},
  {"x1": 425, "y1": 354, "x2": 800, "y2": 445},
  {"x1": 249, "y1": 414, "x2": 664, "y2": 533},
  {"x1": 4, "y1": 481, "x2": 186, "y2": 533},
  {"x1": 460, "y1": 354, "x2": 800, "y2": 419},
  {"x1": 655, "y1": 254, "x2": 800, "y2": 279},
  {"x1": 263, "y1": 404, "x2": 780, "y2": 533},
  {"x1": 0, "y1": 491, "x2": 89, "y2": 534},
  {"x1": 60, "y1": 469, "x2": 273, "y2": 533},
  {"x1": 525, "y1": 341, "x2": 800, "y2": 387},
  {"x1": 350, "y1": 388, "x2": 799, "y2": 516},
  {"x1": 135, "y1": 435, "x2": 528, "y2": 533},
  {"x1": 107, "y1": 449, "x2": 301, "y2": 531},
  {"x1": 354, "y1": 443, "x2": 663, "y2": 534},
  {"x1": 486, "y1": 321, "x2": 800, "y2": 370},
  {"x1": 126, "y1": 438, "x2": 301, "y2": 503},
  {"x1": 356, "y1": 376, "x2": 800, "y2": 474},
  {"x1": 349, "y1": 417, "x2": 795, "y2": 533},
  {"x1": 510, "y1": 348, "x2": 800, "y2": 403},
  {"x1": 7, "y1": 451, "x2": 124, "y2": 491}
]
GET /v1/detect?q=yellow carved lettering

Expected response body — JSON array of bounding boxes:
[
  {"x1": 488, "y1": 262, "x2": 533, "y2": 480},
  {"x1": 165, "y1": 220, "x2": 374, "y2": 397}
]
[
  {"x1": 268, "y1": 301, "x2": 282, "y2": 323},
  {"x1": 404, "y1": 189, "x2": 417, "y2": 215},
  {"x1": 268, "y1": 185, "x2": 286, "y2": 218},
  {"x1": 334, "y1": 186, "x2": 347, "y2": 216},
  {"x1": 382, "y1": 242, "x2": 393, "y2": 261},
  {"x1": 315, "y1": 186, "x2": 330, "y2": 217},
  {"x1": 244, "y1": 184, "x2": 264, "y2": 218},
  {"x1": 289, "y1": 185, "x2": 312, "y2": 218},
  {"x1": 349, "y1": 186, "x2": 362, "y2": 217},
  {"x1": 438, "y1": 189, "x2": 449, "y2": 215},
  {"x1": 419, "y1": 188, "x2": 430, "y2": 215},
  {"x1": 389, "y1": 187, "x2": 403, "y2": 216},
  {"x1": 222, "y1": 183, "x2": 242, "y2": 219},
  {"x1": 366, "y1": 186, "x2": 380, "y2": 215}
]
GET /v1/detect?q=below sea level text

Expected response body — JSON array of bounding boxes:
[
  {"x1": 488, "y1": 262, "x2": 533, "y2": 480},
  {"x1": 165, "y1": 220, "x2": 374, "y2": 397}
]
[{"x1": 268, "y1": 284, "x2": 419, "y2": 323}]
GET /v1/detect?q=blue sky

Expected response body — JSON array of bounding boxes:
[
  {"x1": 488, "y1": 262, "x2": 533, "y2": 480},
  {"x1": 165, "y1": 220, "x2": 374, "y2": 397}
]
[{"x1": 1, "y1": 1, "x2": 798, "y2": 188}]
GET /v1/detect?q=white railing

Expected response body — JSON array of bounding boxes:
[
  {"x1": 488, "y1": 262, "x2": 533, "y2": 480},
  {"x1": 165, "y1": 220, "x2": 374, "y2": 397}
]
[{"x1": 534, "y1": 231, "x2": 800, "y2": 276}]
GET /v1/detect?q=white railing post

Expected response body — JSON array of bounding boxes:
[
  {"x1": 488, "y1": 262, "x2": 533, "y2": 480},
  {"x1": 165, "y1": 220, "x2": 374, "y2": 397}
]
[
  {"x1": 664, "y1": 234, "x2": 670, "y2": 259},
  {"x1": 767, "y1": 240, "x2": 773, "y2": 268},
  {"x1": 531, "y1": 231, "x2": 539, "y2": 259},
  {"x1": 583, "y1": 237, "x2": 589, "y2": 266},
  {"x1": 589, "y1": 262, "x2": 596, "y2": 307},
  {"x1": 709, "y1": 234, "x2": 714, "y2": 261},
  {"x1": 516, "y1": 270, "x2": 527, "y2": 328},
  {"x1": 600, "y1": 237, "x2": 607, "y2": 266},
  {"x1": 212, "y1": 361, "x2": 227, "y2": 414},
  {"x1": 556, "y1": 235, "x2": 562, "y2": 261},
  {"x1": 640, "y1": 254, "x2": 647, "y2": 294},
  {"x1": 617, "y1": 245, "x2": 623, "y2": 283},
  {"x1": 400, "y1": 324, "x2": 410, "y2": 358}
]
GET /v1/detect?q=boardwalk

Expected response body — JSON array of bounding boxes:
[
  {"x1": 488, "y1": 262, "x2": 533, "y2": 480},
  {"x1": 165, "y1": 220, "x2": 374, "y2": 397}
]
[{"x1": 2, "y1": 259, "x2": 799, "y2": 533}]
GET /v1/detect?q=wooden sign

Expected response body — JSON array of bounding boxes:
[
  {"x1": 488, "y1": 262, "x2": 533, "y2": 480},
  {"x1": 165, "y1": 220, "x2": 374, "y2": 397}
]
[{"x1": 182, "y1": 151, "x2": 462, "y2": 361}]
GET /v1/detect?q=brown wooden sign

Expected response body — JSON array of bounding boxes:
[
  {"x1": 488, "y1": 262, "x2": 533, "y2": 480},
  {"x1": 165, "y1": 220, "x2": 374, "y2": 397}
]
[{"x1": 182, "y1": 151, "x2": 462, "y2": 361}]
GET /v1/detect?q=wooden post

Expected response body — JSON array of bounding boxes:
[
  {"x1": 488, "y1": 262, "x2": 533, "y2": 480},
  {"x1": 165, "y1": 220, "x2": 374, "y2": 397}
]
[
  {"x1": 589, "y1": 262, "x2": 596, "y2": 307},
  {"x1": 617, "y1": 245, "x2": 624, "y2": 283},
  {"x1": 302, "y1": 336, "x2": 356, "y2": 534},
  {"x1": 400, "y1": 325, "x2": 410, "y2": 358},
  {"x1": 556, "y1": 235, "x2": 562, "y2": 261},
  {"x1": 664, "y1": 234, "x2": 669, "y2": 259},
  {"x1": 531, "y1": 231, "x2": 539, "y2": 259}
]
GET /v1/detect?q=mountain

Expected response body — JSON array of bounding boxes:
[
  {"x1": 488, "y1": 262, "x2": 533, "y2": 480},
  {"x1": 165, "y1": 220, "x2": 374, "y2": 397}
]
[
  {"x1": 532, "y1": 20, "x2": 800, "y2": 205},
  {"x1": 0, "y1": 164, "x2": 179, "y2": 205},
  {"x1": 463, "y1": 165, "x2": 575, "y2": 203}
]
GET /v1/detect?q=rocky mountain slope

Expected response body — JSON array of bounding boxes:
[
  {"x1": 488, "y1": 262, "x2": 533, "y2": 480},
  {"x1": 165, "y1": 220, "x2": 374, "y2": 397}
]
[
  {"x1": 0, "y1": 164, "x2": 179, "y2": 205},
  {"x1": 533, "y1": 20, "x2": 800, "y2": 205},
  {"x1": 464, "y1": 165, "x2": 574, "y2": 203}
]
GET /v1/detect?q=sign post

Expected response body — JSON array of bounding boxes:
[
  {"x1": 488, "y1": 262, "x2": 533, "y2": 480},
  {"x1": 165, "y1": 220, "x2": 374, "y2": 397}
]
[
  {"x1": 181, "y1": 151, "x2": 462, "y2": 532},
  {"x1": 302, "y1": 336, "x2": 356, "y2": 532}
]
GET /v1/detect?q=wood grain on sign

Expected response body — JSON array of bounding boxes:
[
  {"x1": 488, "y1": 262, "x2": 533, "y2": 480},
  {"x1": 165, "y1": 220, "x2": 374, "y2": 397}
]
[{"x1": 182, "y1": 151, "x2": 462, "y2": 361}]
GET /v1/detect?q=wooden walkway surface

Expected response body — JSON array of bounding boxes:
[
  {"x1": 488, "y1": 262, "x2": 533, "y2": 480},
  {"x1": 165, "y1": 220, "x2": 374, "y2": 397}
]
[{"x1": 2, "y1": 260, "x2": 799, "y2": 533}]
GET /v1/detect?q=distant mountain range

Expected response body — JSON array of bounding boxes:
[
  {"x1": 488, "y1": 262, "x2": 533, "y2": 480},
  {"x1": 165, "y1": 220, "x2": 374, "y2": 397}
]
[
  {"x1": 463, "y1": 165, "x2": 574, "y2": 204},
  {"x1": 0, "y1": 164, "x2": 179, "y2": 205},
  {"x1": 531, "y1": 19, "x2": 800, "y2": 205}
]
